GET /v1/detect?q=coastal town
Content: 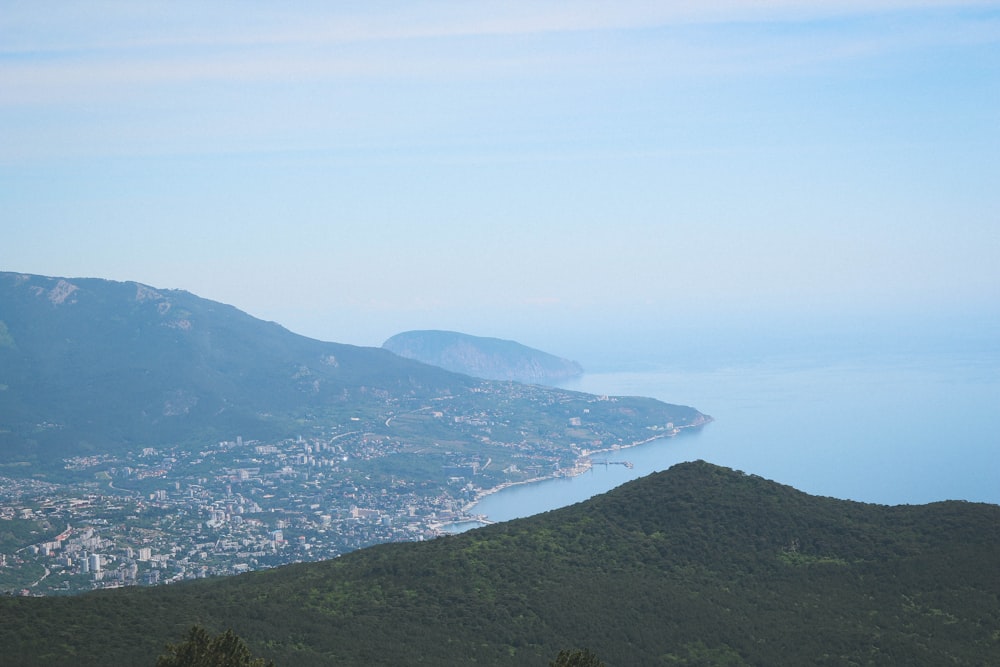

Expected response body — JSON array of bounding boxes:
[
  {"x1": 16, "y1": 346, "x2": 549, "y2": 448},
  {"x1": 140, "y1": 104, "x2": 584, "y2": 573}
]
[
  {"x1": 1, "y1": 432, "x2": 495, "y2": 595},
  {"x1": 1, "y1": 384, "x2": 702, "y2": 596}
]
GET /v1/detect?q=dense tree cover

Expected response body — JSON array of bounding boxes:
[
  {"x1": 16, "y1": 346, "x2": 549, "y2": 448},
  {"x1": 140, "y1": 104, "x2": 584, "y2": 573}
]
[
  {"x1": 549, "y1": 648, "x2": 605, "y2": 666},
  {"x1": 0, "y1": 518, "x2": 63, "y2": 590},
  {"x1": 0, "y1": 518, "x2": 59, "y2": 553},
  {"x1": 156, "y1": 626, "x2": 274, "y2": 667},
  {"x1": 0, "y1": 461, "x2": 997, "y2": 665}
]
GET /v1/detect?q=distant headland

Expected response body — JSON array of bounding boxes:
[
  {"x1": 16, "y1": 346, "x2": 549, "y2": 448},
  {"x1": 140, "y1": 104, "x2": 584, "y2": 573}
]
[{"x1": 383, "y1": 329, "x2": 583, "y2": 385}]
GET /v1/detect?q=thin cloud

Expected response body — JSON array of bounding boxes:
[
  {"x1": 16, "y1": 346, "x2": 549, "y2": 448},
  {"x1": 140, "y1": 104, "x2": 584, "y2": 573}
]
[
  {"x1": 3, "y1": 4, "x2": 996, "y2": 107},
  {"x1": 2, "y1": 0, "x2": 995, "y2": 54},
  {"x1": 2, "y1": 0, "x2": 997, "y2": 165}
]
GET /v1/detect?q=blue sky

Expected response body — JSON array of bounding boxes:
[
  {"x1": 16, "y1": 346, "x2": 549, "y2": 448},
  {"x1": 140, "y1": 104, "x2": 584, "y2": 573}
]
[{"x1": 2, "y1": 1, "x2": 999, "y2": 356}]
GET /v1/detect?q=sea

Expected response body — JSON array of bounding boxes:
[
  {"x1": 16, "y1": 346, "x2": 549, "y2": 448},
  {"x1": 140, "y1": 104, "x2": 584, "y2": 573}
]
[{"x1": 459, "y1": 331, "x2": 1000, "y2": 527}]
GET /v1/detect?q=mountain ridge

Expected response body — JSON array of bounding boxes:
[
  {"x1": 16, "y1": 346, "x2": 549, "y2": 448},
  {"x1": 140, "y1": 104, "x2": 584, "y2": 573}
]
[
  {"x1": 0, "y1": 272, "x2": 472, "y2": 465},
  {"x1": 0, "y1": 273, "x2": 706, "y2": 484}
]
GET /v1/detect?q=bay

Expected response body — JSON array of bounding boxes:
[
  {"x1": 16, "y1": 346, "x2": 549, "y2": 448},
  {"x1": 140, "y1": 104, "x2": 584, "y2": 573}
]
[{"x1": 469, "y1": 348, "x2": 1000, "y2": 524}]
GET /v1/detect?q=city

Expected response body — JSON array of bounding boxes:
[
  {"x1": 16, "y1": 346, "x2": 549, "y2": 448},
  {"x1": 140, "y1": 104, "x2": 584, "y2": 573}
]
[{"x1": 1, "y1": 383, "x2": 691, "y2": 595}]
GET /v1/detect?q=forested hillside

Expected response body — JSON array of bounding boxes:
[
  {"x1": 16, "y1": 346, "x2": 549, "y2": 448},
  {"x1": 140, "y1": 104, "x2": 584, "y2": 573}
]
[
  {"x1": 1, "y1": 462, "x2": 997, "y2": 666},
  {"x1": 0, "y1": 273, "x2": 466, "y2": 465},
  {"x1": 0, "y1": 273, "x2": 700, "y2": 475}
]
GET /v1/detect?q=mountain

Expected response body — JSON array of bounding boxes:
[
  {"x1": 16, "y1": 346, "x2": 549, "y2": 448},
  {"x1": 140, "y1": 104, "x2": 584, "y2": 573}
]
[
  {"x1": 383, "y1": 330, "x2": 583, "y2": 384},
  {"x1": 0, "y1": 273, "x2": 703, "y2": 479},
  {"x1": 2, "y1": 461, "x2": 997, "y2": 666},
  {"x1": 0, "y1": 272, "x2": 471, "y2": 466}
]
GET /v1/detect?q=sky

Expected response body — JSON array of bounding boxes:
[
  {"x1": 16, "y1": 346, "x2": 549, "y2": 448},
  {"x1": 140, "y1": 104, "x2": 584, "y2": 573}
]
[{"x1": 2, "y1": 1, "x2": 999, "y2": 361}]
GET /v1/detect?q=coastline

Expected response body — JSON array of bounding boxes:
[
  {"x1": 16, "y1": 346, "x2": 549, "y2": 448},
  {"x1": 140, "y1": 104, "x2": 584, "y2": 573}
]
[{"x1": 452, "y1": 414, "x2": 713, "y2": 527}]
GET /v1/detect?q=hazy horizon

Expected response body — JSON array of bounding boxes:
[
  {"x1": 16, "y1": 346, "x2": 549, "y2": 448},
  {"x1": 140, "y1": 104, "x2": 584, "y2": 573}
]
[{"x1": 3, "y1": 2, "x2": 998, "y2": 358}]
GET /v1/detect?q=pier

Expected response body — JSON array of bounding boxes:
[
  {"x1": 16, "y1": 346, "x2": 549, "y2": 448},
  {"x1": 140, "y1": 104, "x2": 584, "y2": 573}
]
[{"x1": 590, "y1": 459, "x2": 634, "y2": 469}]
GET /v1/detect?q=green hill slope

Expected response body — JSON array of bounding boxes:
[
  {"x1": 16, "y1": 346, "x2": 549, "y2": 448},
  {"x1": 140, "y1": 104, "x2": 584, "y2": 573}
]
[
  {"x1": 0, "y1": 273, "x2": 703, "y2": 477},
  {"x1": 2, "y1": 461, "x2": 997, "y2": 666},
  {"x1": 0, "y1": 273, "x2": 469, "y2": 465}
]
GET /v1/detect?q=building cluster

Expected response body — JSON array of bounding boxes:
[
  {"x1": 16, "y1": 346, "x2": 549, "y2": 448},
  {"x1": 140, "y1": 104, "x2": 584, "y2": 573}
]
[
  {"x1": 1, "y1": 430, "x2": 490, "y2": 595},
  {"x1": 1, "y1": 383, "x2": 677, "y2": 596}
]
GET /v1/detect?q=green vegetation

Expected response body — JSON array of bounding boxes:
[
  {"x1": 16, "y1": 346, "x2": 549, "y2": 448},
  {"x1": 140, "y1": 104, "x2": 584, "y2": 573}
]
[
  {"x1": 550, "y1": 649, "x2": 605, "y2": 667},
  {"x1": 0, "y1": 273, "x2": 709, "y2": 593},
  {"x1": 0, "y1": 518, "x2": 59, "y2": 552},
  {"x1": 0, "y1": 273, "x2": 703, "y2": 478},
  {"x1": 0, "y1": 273, "x2": 465, "y2": 469},
  {"x1": 0, "y1": 461, "x2": 997, "y2": 665},
  {"x1": 0, "y1": 320, "x2": 15, "y2": 349},
  {"x1": 0, "y1": 561, "x2": 47, "y2": 591},
  {"x1": 157, "y1": 626, "x2": 274, "y2": 667}
]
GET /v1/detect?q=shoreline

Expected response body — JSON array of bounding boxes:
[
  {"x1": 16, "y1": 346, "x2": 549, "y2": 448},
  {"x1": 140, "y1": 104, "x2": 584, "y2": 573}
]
[{"x1": 448, "y1": 415, "x2": 713, "y2": 528}]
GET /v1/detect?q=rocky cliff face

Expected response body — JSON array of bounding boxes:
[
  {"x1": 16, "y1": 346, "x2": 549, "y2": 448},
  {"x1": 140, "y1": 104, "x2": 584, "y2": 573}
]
[{"x1": 382, "y1": 330, "x2": 583, "y2": 384}]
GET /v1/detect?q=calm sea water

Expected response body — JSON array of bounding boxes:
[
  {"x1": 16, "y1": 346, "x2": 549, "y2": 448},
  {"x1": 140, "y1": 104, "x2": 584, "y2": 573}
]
[{"x1": 469, "y1": 347, "x2": 1000, "y2": 524}]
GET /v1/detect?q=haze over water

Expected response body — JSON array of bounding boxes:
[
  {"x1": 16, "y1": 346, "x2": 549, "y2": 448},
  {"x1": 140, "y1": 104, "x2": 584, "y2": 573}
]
[
  {"x1": 472, "y1": 324, "x2": 1000, "y2": 523},
  {"x1": 3, "y1": 3, "x2": 997, "y2": 526}
]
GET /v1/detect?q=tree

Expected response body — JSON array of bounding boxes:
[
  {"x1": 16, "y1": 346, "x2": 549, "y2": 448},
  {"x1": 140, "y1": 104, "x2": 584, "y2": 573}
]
[
  {"x1": 156, "y1": 625, "x2": 274, "y2": 667},
  {"x1": 550, "y1": 648, "x2": 606, "y2": 667}
]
